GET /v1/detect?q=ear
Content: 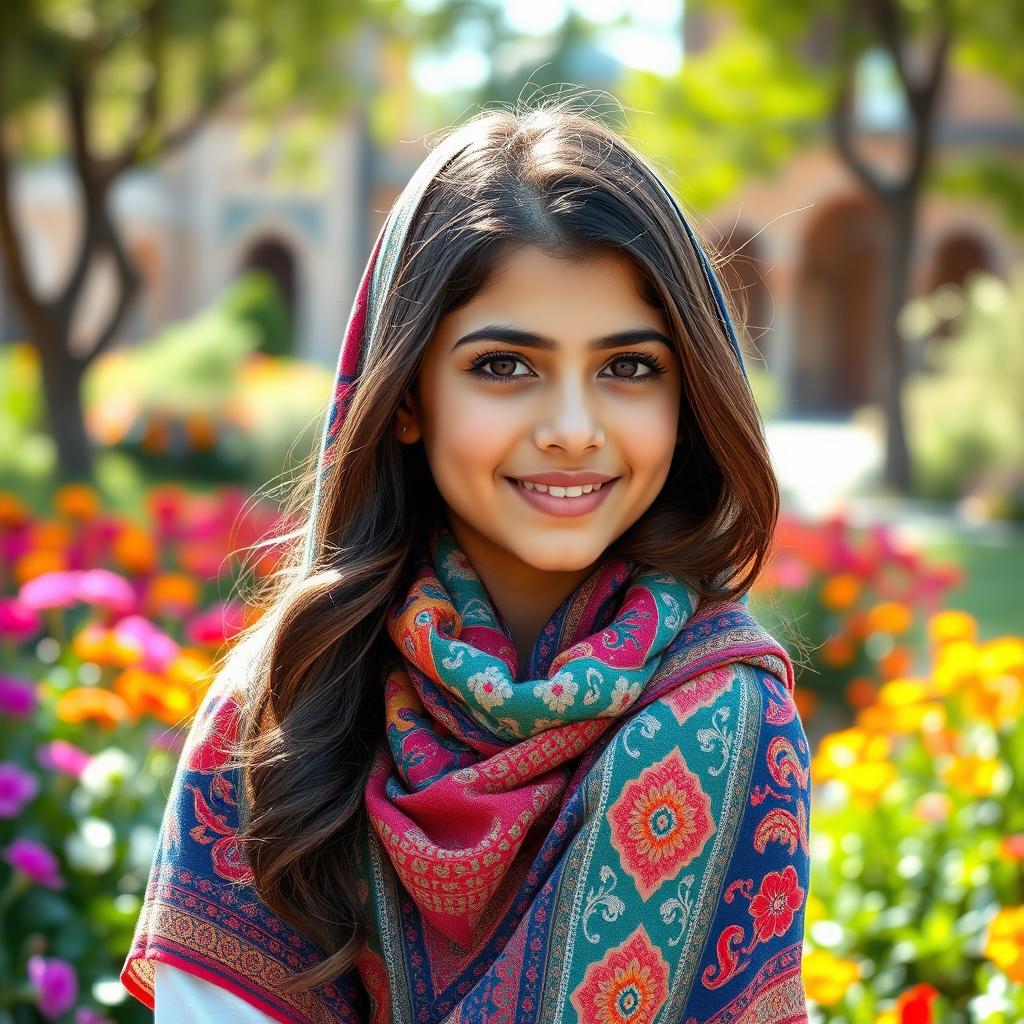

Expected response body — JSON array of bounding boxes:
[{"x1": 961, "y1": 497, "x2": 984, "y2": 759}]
[{"x1": 394, "y1": 391, "x2": 423, "y2": 444}]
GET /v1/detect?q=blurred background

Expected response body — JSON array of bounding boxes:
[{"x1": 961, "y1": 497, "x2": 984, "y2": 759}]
[{"x1": 0, "y1": 1, "x2": 1022, "y2": 1022}]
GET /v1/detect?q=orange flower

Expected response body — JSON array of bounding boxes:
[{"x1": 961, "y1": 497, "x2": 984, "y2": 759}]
[
  {"x1": 114, "y1": 667, "x2": 194, "y2": 726},
  {"x1": 821, "y1": 634, "x2": 856, "y2": 668},
  {"x1": 940, "y1": 754, "x2": 1003, "y2": 798},
  {"x1": 112, "y1": 525, "x2": 158, "y2": 575},
  {"x1": 140, "y1": 417, "x2": 170, "y2": 455},
  {"x1": 71, "y1": 623, "x2": 117, "y2": 665},
  {"x1": 184, "y1": 412, "x2": 217, "y2": 451},
  {"x1": 866, "y1": 601, "x2": 912, "y2": 636},
  {"x1": 878, "y1": 645, "x2": 913, "y2": 680},
  {"x1": 792, "y1": 686, "x2": 817, "y2": 722},
  {"x1": 962, "y1": 670, "x2": 1024, "y2": 731},
  {"x1": 983, "y1": 906, "x2": 1024, "y2": 983},
  {"x1": 147, "y1": 573, "x2": 201, "y2": 616},
  {"x1": 821, "y1": 573, "x2": 860, "y2": 612},
  {"x1": 14, "y1": 549, "x2": 68, "y2": 585},
  {"x1": 928, "y1": 610, "x2": 976, "y2": 647},
  {"x1": 54, "y1": 484, "x2": 101, "y2": 521},
  {"x1": 998, "y1": 835, "x2": 1024, "y2": 862},
  {"x1": 55, "y1": 686, "x2": 135, "y2": 727},
  {"x1": 844, "y1": 677, "x2": 877, "y2": 709},
  {"x1": 0, "y1": 491, "x2": 29, "y2": 528},
  {"x1": 29, "y1": 520, "x2": 72, "y2": 550}
]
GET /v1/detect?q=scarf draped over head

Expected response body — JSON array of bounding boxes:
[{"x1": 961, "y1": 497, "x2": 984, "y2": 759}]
[{"x1": 121, "y1": 124, "x2": 811, "y2": 1024}]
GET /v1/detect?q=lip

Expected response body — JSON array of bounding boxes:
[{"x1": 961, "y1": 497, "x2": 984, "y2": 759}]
[
  {"x1": 510, "y1": 470, "x2": 618, "y2": 486},
  {"x1": 505, "y1": 476, "x2": 618, "y2": 518}
]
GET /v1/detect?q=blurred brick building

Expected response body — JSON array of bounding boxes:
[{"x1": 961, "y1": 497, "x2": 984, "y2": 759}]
[{"x1": 1, "y1": 14, "x2": 1020, "y2": 417}]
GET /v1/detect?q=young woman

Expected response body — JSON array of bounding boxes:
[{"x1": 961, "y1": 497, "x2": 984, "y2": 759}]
[{"x1": 120, "y1": 100, "x2": 811, "y2": 1023}]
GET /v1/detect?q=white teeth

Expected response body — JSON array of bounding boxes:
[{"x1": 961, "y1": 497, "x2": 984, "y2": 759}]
[{"x1": 517, "y1": 480, "x2": 605, "y2": 495}]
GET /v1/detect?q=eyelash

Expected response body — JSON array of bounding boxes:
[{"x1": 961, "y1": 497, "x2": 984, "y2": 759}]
[{"x1": 467, "y1": 349, "x2": 669, "y2": 385}]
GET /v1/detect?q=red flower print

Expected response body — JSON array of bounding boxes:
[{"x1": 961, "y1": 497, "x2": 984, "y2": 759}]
[
  {"x1": 570, "y1": 925, "x2": 669, "y2": 1024},
  {"x1": 608, "y1": 748, "x2": 714, "y2": 900},
  {"x1": 748, "y1": 864, "x2": 803, "y2": 943}
]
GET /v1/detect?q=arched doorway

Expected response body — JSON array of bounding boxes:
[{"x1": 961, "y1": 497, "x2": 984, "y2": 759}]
[
  {"x1": 927, "y1": 230, "x2": 994, "y2": 339},
  {"x1": 794, "y1": 197, "x2": 888, "y2": 415},
  {"x1": 239, "y1": 235, "x2": 298, "y2": 355}
]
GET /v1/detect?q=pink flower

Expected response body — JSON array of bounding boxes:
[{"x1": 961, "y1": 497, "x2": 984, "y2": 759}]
[
  {"x1": 0, "y1": 597, "x2": 42, "y2": 641},
  {"x1": 112, "y1": 615, "x2": 178, "y2": 672},
  {"x1": 186, "y1": 601, "x2": 244, "y2": 647},
  {"x1": 78, "y1": 569, "x2": 136, "y2": 613},
  {"x1": 0, "y1": 762, "x2": 39, "y2": 817},
  {"x1": 18, "y1": 570, "x2": 84, "y2": 610},
  {"x1": 28, "y1": 955, "x2": 78, "y2": 1019},
  {"x1": 4, "y1": 836, "x2": 64, "y2": 889},
  {"x1": 0, "y1": 674, "x2": 37, "y2": 718},
  {"x1": 37, "y1": 740, "x2": 92, "y2": 779}
]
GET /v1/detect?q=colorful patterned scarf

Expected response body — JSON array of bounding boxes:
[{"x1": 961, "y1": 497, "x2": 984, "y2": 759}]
[{"x1": 121, "y1": 122, "x2": 811, "y2": 1023}]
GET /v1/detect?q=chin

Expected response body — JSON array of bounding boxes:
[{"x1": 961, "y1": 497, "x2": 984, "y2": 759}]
[{"x1": 504, "y1": 533, "x2": 612, "y2": 574}]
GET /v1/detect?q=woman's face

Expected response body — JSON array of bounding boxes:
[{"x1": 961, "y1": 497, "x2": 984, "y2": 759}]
[{"x1": 396, "y1": 243, "x2": 683, "y2": 578}]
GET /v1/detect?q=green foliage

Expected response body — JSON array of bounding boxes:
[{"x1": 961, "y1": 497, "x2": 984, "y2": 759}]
[
  {"x1": 220, "y1": 271, "x2": 294, "y2": 358},
  {"x1": 621, "y1": 28, "x2": 827, "y2": 211},
  {"x1": 904, "y1": 266, "x2": 1024, "y2": 514}
]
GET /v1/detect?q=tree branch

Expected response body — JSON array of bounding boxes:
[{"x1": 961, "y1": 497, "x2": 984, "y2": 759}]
[
  {"x1": 106, "y1": 46, "x2": 272, "y2": 178},
  {"x1": 830, "y1": 1, "x2": 894, "y2": 204}
]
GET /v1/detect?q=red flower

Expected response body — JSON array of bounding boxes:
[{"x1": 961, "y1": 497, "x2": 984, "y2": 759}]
[{"x1": 748, "y1": 864, "x2": 804, "y2": 943}]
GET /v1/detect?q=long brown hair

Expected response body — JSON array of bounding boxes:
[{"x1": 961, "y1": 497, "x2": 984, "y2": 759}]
[{"x1": 223, "y1": 94, "x2": 783, "y2": 994}]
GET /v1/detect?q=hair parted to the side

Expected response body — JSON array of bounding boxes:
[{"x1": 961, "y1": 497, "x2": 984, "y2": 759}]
[{"x1": 217, "y1": 90, "x2": 787, "y2": 995}]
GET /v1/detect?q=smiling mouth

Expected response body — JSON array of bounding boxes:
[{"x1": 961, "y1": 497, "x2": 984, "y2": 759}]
[{"x1": 507, "y1": 478, "x2": 616, "y2": 497}]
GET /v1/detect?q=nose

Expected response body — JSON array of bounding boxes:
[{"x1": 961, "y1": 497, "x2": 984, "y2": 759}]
[{"x1": 532, "y1": 377, "x2": 605, "y2": 455}]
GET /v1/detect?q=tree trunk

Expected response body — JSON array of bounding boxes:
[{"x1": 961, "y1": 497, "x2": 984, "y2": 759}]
[
  {"x1": 880, "y1": 196, "x2": 917, "y2": 494},
  {"x1": 35, "y1": 331, "x2": 93, "y2": 480}
]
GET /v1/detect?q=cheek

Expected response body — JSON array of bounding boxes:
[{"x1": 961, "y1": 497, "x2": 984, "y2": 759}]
[
  {"x1": 422, "y1": 391, "x2": 512, "y2": 488},
  {"x1": 614, "y1": 396, "x2": 679, "y2": 474}
]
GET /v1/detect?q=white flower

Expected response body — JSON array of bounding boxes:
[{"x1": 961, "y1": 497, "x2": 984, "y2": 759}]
[
  {"x1": 534, "y1": 671, "x2": 578, "y2": 714},
  {"x1": 609, "y1": 676, "x2": 642, "y2": 712},
  {"x1": 79, "y1": 747, "x2": 137, "y2": 800},
  {"x1": 467, "y1": 666, "x2": 513, "y2": 712}
]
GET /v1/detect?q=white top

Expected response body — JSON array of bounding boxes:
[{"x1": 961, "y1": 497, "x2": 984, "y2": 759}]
[{"x1": 154, "y1": 961, "x2": 279, "y2": 1023}]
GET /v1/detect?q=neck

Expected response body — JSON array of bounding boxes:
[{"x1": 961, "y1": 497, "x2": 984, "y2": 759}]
[{"x1": 442, "y1": 515, "x2": 597, "y2": 675}]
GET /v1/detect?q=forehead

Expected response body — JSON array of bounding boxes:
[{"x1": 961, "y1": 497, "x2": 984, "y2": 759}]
[{"x1": 470, "y1": 244, "x2": 653, "y2": 311}]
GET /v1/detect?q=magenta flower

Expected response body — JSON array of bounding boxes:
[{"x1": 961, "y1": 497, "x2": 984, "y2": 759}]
[
  {"x1": 18, "y1": 571, "x2": 83, "y2": 611},
  {"x1": 4, "y1": 836, "x2": 65, "y2": 889},
  {"x1": 0, "y1": 762, "x2": 39, "y2": 817},
  {"x1": 0, "y1": 597, "x2": 42, "y2": 641},
  {"x1": 112, "y1": 615, "x2": 179, "y2": 672},
  {"x1": 28, "y1": 955, "x2": 78, "y2": 1019},
  {"x1": 75, "y1": 1008, "x2": 114, "y2": 1024},
  {"x1": 37, "y1": 739, "x2": 92, "y2": 779},
  {"x1": 78, "y1": 569, "x2": 137, "y2": 613},
  {"x1": 0, "y1": 674, "x2": 37, "y2": 718},
  {"x1": 186, "y1": 601, "x2": 244, "y2": 647}
]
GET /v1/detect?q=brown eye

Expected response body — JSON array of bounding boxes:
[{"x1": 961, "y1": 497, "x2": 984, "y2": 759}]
[{"x1": 608, "y1": 357, "x2": 649, "y2": 379}]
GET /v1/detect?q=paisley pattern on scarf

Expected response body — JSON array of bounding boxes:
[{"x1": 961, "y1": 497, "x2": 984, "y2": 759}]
[{"x1": 121, "y1": 525, "x2": 811, "y2": 1024}]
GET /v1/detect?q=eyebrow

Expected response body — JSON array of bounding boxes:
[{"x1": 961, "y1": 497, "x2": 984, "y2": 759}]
[{"x1": 451, "y1": 324, "x2": 675, "y2": 353}]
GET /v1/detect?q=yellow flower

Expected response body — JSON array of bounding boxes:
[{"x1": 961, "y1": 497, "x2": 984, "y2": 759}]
[
  {"x1": 928, "y1": 610, "x2": 976, "y2": 646},
  {"x1": 821, "y1": 573, "x2": 860, "y2": 612},
  {"x1": 838, "y1": 761, "x2": 898, "y2": 808},
  {"x1": 983, "y1": 905, "x2": 1024, "y2": 984},
  {"x1": 866, "y1": 601, "x2": 912, "y2": 635},
  {"x1": 932, "y1": 641, "x2": 980, "y2": 695},
  {"x1": 803, "y1": 948, "x2": 860, "y2": 1006},
  {"x1": 812, "y1": 728, "x2": 892, "y2": 783},
  {"x1": 962, "y1": 670, "x2": 1023, "y2": 730},
  {"x1": 54, "y1": 483, "x2": 101, "y2": 521}
]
